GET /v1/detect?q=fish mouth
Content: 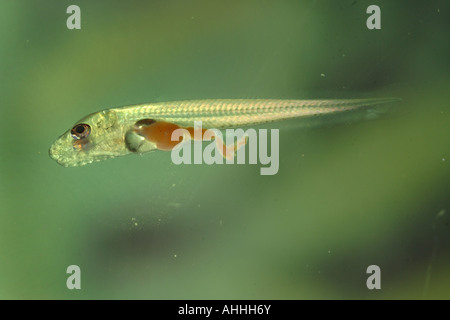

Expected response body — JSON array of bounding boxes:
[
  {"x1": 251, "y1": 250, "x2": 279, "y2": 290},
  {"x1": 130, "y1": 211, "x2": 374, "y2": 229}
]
[
  {"x1": 49, "y1": 138, "x2": 116, "y2": 167},
  {"x1": 48, "y1": 136, "x2": 83, "y2": 167},
  {"x1": 49, "y1": 139, "x2": 73, "y2": 167},
  {"x1": 48, "y1": 144, "x2": 95, "y2": 167},
  {"x1": 48, "y1": 131, "x2": 92, "y2": 167}
]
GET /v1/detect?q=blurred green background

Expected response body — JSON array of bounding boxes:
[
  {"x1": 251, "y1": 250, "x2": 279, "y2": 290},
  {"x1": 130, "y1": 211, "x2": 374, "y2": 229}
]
[{"x1": 0, "y1": 0, "x2": 449, "y2": 299}]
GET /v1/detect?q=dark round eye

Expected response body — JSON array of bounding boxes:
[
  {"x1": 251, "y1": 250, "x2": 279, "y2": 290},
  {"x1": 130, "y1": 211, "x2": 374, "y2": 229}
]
[{"x1": 71, "y1": 123, "x2": 91, "y2": 140}]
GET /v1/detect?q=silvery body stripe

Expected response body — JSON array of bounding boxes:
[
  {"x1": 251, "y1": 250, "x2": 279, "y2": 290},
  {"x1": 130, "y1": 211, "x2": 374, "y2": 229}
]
[{"x1": 111, "y1": 98, "x2": 398, "y2": 128}]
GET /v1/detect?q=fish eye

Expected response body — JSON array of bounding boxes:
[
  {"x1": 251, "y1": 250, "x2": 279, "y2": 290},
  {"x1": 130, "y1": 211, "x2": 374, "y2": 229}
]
[{"x1": 71, "y1": 123, "x2": 91, "y2": 140}]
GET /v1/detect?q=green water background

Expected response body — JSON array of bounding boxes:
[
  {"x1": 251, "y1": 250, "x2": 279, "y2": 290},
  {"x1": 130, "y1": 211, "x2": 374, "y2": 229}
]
[{"x1": 0, "y1": 0, "x2": 449, "y2": 299}]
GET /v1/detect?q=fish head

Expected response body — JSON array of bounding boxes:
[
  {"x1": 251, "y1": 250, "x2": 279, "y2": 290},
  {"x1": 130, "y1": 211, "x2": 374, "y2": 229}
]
[{"x1": 49, "y1": 110, "x2": 130, "y2": 167}]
